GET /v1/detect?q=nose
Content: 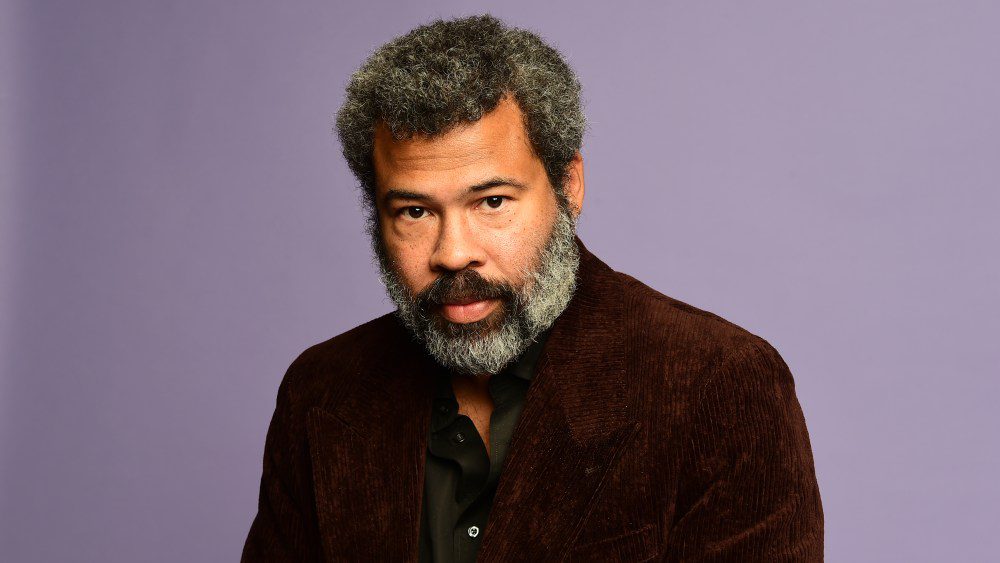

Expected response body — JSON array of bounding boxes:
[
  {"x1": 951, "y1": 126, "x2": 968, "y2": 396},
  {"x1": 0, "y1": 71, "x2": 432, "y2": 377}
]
[{"x1": 430, "y1": 212, "x2": 485, "y2": 273}]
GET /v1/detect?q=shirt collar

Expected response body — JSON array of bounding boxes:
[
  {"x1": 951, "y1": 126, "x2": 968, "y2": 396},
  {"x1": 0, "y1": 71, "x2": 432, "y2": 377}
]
[
  {"x1": 506, "y1": 327, "x2": 551, "y2": 382},
  {"x1": 429, "y1": 327, "x2": 553, "y2": 432}
]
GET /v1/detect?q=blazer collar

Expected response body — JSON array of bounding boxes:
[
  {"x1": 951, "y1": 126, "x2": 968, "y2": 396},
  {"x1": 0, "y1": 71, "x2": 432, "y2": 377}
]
[{"x1": 306, "y1": 235, "x2": 638, "y2": 561}]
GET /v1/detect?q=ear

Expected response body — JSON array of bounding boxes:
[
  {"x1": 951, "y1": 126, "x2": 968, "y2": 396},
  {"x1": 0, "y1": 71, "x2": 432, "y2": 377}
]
[{"x1": 563, "y1": 151, "x2": 585, "y2": 219}]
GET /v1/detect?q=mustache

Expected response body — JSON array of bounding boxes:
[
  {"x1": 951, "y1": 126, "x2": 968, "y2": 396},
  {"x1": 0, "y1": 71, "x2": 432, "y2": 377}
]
[{"x1": 417, "y1": 269, "x2": 518, "y2": 310}]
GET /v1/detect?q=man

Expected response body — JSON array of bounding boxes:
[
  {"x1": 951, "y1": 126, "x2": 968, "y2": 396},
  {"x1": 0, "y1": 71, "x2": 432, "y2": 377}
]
[{"x1": 242, "y1": 14, "x2": 823, "y2": 563}]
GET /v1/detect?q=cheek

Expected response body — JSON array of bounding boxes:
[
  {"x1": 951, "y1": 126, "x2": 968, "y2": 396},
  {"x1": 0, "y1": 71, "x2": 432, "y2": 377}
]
[
  {"x1": 385, "y1": 237, "x2": 433, "y2": 289},
  {"x1": 485, "y1": 206, "x2": 555, "y2": 277}
]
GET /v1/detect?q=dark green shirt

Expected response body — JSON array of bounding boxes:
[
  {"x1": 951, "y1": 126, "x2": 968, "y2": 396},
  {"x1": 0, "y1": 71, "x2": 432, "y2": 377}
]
[{"x1": 417, "y1": 329, "x2": 551, "y2": 563}]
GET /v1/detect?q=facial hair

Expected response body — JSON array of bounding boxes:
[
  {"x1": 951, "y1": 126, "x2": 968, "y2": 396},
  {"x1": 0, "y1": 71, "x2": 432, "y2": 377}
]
[{"x1": 371, "y1": 205, "x2": 580, "y2": 377}]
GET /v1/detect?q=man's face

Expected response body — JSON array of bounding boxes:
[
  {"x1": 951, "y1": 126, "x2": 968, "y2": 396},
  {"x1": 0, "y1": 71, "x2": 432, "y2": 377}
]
[{"x1": 370, "y1": 96, "x2": 584, "y2": 376}]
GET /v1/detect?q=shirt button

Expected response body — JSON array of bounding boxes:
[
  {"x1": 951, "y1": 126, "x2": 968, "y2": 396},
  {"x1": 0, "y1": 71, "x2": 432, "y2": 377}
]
[
  {"x1": 467, "y1": 525, "x2": 480, "y2": 538},
  {"x1": 437, "y1": 404, "x2": 449, "y2": 414}
]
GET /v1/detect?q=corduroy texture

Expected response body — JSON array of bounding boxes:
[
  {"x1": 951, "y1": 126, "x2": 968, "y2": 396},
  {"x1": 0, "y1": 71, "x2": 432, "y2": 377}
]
[{"x1": 242, "y1": 236, "x2": 824, "y2": 562}]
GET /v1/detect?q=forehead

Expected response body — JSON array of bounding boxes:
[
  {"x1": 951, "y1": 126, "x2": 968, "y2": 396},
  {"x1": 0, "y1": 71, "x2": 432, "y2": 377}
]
[{"x1": 372, "y1": 97, "x2": 540, "y2": 193}]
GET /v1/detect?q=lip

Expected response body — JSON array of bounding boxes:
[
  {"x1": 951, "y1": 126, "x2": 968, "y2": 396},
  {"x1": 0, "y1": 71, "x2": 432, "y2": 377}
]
[{"x1": 439, "y1": 298, "x2": 499, "y2": 324}]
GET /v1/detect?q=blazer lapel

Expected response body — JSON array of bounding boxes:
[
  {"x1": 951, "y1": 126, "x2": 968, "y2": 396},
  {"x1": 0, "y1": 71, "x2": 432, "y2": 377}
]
[
  {"x1": 305, "y1": 324, "x2": 438, "y2": 560},
  {"x1": 478, "y1": 236, "x2": 640, "y2": 561}
]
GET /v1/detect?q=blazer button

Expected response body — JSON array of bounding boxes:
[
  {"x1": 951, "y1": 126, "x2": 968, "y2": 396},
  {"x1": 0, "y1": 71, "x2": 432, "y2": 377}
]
[{"x1": 451, "y1": 432, "x2": 466, "y2": 445}]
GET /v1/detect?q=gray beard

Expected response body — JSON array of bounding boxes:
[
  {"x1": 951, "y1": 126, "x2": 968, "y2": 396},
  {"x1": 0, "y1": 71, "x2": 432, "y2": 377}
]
[{"x1": 371, "y1": 206, "x2": 580, "y2": 376}]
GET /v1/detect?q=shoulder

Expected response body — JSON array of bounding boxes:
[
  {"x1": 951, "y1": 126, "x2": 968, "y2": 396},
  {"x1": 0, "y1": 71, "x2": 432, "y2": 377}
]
[
  {"x1": 288, "y1": 312, "x2": 401, "y2": 372},
  {"x1": 275, "y1": 312, "x2": 403, "y2": 410},
  {"x1": 610, "y1": 268, "x2": 808, "y2": 457},
  {"x1": 614, "y1": 268, "x2": 771, "y2": 354},
  {"x1": 612, "y1": 268, "x2": 787, "y2": 388}
]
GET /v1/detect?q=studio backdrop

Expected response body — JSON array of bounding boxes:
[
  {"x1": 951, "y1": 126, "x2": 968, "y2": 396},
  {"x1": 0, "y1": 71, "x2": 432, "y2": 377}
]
[{"x1": 1, "y1": 1, "x2": 997, "y2": 561}]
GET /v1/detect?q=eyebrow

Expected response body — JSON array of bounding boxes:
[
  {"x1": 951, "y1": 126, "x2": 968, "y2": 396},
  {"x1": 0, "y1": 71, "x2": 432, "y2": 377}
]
[{"x1": 382, "y1": 176, "x2": 528, "y2": 206}]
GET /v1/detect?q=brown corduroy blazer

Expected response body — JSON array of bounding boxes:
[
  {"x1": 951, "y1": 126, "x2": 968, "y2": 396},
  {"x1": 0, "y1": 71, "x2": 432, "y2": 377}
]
[{"x1": 242, "y1": 236, "x2": 824, "y2": 562}]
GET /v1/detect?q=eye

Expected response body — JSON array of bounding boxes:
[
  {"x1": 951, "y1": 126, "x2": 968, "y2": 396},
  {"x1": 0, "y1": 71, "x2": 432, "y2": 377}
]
[
  {"x1": 482, "y1": 196, "x2": 507, "y2": 210},
  {"x1": 399, "y1": 206, "x2": 428, "y2": 219}
]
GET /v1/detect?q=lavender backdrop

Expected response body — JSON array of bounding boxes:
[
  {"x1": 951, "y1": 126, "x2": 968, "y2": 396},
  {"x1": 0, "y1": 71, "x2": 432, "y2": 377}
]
[{"x1": 2, "y1": 1, "x2": 998, "y2": 561}]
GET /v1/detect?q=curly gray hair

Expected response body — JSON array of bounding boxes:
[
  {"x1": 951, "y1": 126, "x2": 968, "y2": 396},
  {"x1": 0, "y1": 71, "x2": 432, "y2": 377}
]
[{"x1": 334, "y1": 14, "x2": 586, "y2": 217}]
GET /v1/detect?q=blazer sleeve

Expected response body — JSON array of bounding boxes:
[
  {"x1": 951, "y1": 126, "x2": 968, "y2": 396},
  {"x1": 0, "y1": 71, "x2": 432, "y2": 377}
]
[
  {"x1": 242, "y1": 359, "x2": 324, "y2": 562},
  {"x1": 664, "y1": 338, "x2": 824, "y2": 562}
]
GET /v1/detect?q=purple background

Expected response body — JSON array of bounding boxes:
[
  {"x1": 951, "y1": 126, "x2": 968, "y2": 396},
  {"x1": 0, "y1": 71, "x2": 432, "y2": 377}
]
[{"x1": 3, "y1": 1, "x2": 998, "y2": 561}]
